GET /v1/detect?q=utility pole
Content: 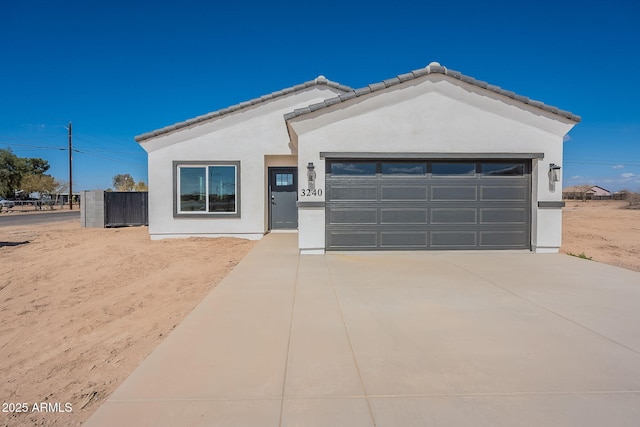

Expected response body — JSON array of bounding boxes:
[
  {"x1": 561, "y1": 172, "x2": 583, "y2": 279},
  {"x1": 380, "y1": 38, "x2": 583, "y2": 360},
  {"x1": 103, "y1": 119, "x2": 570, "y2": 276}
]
[{"x1": 68, "y1": 122, "x2": 73, "y2": 210}]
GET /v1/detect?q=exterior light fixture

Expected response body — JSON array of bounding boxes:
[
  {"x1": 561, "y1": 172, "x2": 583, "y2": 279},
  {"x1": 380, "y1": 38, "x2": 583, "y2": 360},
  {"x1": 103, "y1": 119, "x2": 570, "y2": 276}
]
[
  {"x1": 307, "y1": 162, "x2": 316, "y2": 190},
  {"x1": 549, "y1": 163, "x2": 561, "y2": 183}
]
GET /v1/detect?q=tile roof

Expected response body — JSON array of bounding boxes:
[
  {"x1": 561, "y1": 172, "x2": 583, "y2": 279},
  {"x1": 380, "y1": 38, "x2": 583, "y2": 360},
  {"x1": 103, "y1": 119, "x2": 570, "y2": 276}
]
[
  {"x1": 284, "y1": 62, "x2": 582, "y2": 123},
  {"x1": 136, "y1": 62, "x2": 580, "y2": 143},
  {"x1": 135, "y1": 76, "x2": 353, "y2": 142}
]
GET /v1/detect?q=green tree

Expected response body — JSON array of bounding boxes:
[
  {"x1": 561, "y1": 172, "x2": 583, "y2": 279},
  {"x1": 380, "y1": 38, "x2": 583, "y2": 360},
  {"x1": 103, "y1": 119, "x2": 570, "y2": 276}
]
[
  {"x1": 113, "y1": 174, "x2": 135, "y2": 191},
  {"x1": 1, "y1": 149, "x2": 53, "y2": 198},
  {"x1": 0, "y1": 149, "x2": 22, "y2": 198},
  {"x1": 24, "y1": 158, "x2": 50, "y2": 175}
]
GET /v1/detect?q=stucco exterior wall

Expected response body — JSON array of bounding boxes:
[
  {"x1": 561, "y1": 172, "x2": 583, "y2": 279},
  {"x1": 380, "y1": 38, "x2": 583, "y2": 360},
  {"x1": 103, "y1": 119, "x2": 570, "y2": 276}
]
[
  {"x1": 140, "y1": 86, "x2": 343, "y2": 240},
  {"x1": 138, "y1": 71, "x2": 577, "y2": 252},
  {"x1": 290, "y1": 77, "x2": 575, "y2": 253}
]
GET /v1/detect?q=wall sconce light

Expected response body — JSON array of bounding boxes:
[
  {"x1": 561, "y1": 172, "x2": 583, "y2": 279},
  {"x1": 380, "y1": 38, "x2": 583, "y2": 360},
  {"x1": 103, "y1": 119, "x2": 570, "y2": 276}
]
[
  {"x1": 307, "y1": 162, "x2": 316, "y2": 190},
  {"x1": 549, "y1": 163, "x2": 561, "y2": 183}
]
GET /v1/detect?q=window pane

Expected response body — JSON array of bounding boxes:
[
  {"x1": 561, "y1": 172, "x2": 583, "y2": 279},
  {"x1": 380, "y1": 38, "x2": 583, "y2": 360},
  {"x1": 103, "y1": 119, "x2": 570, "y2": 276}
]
[
  {"x1": 481, "y1": 163, "x2": 524, "y2": 176},
  {"x1": 179, "y1": 167, "x2": 206, "y2": 212},
  {"x1": 381, "y1": 162, "x2": 426, "y2": 175},
  {"x1": 276, "y1": 173, "x2": 293, "y2": 186},
  {"x1": 208, "y1": 166, "x2": 236, "y2": 212},
  {"x1": 330, "y1": 162, "x2": 376, "y2": 176},
  {"x1": 431, "y1": 163, "x2": 475, "y2": 176}
]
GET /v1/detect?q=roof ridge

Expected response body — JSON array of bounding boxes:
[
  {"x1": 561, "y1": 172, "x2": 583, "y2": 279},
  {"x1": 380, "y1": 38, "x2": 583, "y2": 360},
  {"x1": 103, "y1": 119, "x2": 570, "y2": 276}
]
[
  {"x1": 135, "y1": 76, "x2": 353, "y2": 142},
  {"x1": 284, "y1": 62, "x2": 581, "y2": 123}
]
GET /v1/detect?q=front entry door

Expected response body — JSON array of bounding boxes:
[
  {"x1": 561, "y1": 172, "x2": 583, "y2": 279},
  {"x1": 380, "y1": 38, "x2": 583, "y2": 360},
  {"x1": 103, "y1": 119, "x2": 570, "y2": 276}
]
[{"x1": 269, "y1": 167, "x2": 298, "y2": 230}]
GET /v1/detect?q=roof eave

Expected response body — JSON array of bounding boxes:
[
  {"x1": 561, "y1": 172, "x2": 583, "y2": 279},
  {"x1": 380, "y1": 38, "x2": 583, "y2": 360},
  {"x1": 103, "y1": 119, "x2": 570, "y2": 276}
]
[
  {"x1": 284, "y1": 63, "x2": 581, "y2": 124},
  {"x1": 135, "y1": 76, "x2": 353, "y2": 143}
]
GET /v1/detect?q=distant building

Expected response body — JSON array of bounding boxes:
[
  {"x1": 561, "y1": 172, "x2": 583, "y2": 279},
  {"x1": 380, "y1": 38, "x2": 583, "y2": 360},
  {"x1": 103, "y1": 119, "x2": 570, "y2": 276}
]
[{"x1": 563, "y1": 185, "x2": 612, "y2": 200}]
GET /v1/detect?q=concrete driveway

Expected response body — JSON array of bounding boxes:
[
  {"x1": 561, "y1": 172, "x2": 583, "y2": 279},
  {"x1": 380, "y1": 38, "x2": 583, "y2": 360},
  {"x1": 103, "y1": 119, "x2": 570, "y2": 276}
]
[{"x1": 84, "y1": 234, "x2": 640, "y2": 426}]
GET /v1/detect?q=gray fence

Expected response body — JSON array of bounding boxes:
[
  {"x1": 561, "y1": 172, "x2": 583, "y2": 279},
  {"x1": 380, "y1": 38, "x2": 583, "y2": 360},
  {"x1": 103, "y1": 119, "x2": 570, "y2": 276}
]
[
  {"x1": 105, "y1": 191, "x2": 148, "y2": 227},
  {"x1": 81, "y1": 190, "x2": 148, "y2": 228}
]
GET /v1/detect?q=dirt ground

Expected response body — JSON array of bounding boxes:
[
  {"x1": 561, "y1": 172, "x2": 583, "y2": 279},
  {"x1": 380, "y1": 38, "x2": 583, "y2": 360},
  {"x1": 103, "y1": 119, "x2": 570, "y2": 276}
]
[
  {"x1": 561, "y1": 200, "x2": 640, "y2": 272},
  {"x1": 0, "y1": 219, "x2": 255, "y2": 426},
  {"x1": 0, "y1": 200, "x2": 638, "y2": 426}
]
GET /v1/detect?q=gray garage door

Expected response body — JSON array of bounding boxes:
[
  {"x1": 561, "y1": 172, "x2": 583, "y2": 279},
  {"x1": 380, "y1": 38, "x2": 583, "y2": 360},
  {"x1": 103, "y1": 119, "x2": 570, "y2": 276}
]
[{"x1": 325, "y1": 160, "x2": 531, "y2": 250}]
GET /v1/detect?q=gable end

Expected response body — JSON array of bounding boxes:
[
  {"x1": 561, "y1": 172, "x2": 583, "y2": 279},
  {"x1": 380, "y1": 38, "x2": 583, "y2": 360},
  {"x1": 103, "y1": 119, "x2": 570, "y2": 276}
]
[
  {"x1": 135, "y1": 76, "x2": 352, "y2": 143},
  {"x1": 284, "y1": 63, "x2": 581, "y2": 123}
]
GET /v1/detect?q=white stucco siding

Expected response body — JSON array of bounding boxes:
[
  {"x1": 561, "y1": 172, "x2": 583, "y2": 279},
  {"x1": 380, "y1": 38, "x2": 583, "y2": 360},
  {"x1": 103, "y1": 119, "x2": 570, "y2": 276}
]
[
  {"x1": 140, "y1": 86, "x2": 343, "y2": 154},
  {"x1": 291, "y1": 78, "x2": 573, "y2": 143},
  {"x1": 291, "y1": 76, "x2": 576, "y2": 253},
  {"x1": 143, "y1": 86, "x2": 345, "y2": 239}
]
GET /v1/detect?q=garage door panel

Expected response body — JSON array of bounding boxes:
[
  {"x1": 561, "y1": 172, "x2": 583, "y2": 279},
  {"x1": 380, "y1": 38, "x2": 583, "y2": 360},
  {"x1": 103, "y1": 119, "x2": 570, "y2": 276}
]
[
  {"x1": 430, "y1": 231, "x2": 477, "y2": 247},
  {"x1": 380, "y1": 208, "x2": 428, "y2": 224},
  {"x1": 431, "y1": 185, "x2": 477, "y2": 201},
  {"x1": 480, "y1": 208, "x2": 527, "y2": 224},
  {"x1": 380, "y1": 232, "x2": 428, "y2": 248},
  {"x1": 430, "y1": 208, "x2": 477, "y2": 224},
  {"x1": 329, "y1": 185, "x2": 377, "y2": 201},
  {"x1": 328, "y1": 208, "x2": 377, "y2": 225},
  {"x1": 479, "y1": 230, "x2": 528, "y2": 247},
  {"x1": 480, "y1": 186, "x2": 527, "y2": 201},
  {"x1": 327, "y1": 231, "x2": 377, "y2": 248},
  {"x1": 380, "y1": 185, "x2": 428, "y2": 201}
]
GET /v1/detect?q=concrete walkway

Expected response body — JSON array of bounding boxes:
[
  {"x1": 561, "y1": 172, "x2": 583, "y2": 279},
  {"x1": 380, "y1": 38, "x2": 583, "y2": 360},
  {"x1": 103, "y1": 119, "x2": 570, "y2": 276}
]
[{"x1": 84, "y1": 234, "x2": 640, "y2": 426}]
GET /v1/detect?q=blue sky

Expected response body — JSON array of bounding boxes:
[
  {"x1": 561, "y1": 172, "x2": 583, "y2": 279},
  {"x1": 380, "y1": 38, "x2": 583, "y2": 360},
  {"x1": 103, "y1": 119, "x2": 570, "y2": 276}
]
[{"x1": 1, "y1": 0, "x2": 639, "y2": 191}]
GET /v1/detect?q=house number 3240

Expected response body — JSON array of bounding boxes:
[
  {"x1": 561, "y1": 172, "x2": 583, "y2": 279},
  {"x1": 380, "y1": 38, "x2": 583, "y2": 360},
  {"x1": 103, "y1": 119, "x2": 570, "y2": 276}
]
[{"x1": 300, "y1": 189, "x2": 323, "y2": 196}]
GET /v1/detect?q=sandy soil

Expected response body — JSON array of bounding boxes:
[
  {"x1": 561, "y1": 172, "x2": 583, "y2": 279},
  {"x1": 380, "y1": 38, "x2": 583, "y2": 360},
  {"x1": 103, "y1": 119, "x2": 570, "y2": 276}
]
[
  {"x1": 1, "y1": 200, "x2": 638, "y2": 426},
  {"x1": 0, "y1": 220, "x2": 255, "y2": 426},
  {"x1": 561, "y1": 200, "x2": 640, "y2": 272}
]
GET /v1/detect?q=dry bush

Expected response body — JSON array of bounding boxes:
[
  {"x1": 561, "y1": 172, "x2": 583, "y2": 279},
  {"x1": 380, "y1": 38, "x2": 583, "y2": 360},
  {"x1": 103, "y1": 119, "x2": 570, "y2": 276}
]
[{"x1": 627, "y1": 192, "x2": 640, "y2": 209}]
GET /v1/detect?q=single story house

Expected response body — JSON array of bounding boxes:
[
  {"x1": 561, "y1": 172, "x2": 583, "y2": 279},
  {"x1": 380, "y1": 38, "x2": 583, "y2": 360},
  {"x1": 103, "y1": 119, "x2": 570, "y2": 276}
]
[
  {"x1": 563, "y1": 185, "x2": 612, "y2": 200},
  {"x1": 136, "y1": 62, "x2": 580, "y2": 254}
]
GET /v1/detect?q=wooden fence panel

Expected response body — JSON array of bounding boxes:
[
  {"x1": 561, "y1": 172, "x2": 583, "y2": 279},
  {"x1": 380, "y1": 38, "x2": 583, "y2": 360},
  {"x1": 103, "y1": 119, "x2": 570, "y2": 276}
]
[{"x1": 104, "y1": 192, "x2": 148, "y2": 227}]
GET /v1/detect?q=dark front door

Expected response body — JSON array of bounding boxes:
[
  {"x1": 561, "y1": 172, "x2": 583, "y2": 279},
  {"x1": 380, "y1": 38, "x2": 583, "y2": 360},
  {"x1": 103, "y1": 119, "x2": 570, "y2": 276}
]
[{"x1": 269, "y1": 167, "x2": 298, "y2": 230}]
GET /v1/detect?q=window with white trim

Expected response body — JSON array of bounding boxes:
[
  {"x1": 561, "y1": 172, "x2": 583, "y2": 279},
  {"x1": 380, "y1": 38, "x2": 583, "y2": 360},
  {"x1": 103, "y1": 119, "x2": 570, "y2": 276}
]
[{"x1": 174, "y1": 161, "x2": 240, "y2": 217}]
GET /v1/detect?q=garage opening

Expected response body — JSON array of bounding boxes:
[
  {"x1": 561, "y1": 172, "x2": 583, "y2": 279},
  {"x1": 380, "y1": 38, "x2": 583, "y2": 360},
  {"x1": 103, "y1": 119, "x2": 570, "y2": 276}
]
[{"x1": 325, "y1": 159, "x2": 531, "y2": 250}]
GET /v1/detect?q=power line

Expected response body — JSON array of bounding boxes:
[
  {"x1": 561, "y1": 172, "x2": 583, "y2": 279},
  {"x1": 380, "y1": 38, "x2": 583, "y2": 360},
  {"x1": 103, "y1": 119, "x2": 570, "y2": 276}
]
[
  {"x1": 2, "y1": 132, "x2": 143, "y2": 154},
  {"x1": 2, "y1": 142, "x2": 145, "y2": 167},
  {"x1": 71, "y1": 144, "x2": 143, "y2": 155},
  {"x1": 73, "y1": 149, "x2": 145, "y2": 167},
  {"x1": 0, "y1": 142, "x2": 66, "y2": 151},
  {"x1": 0, "y1": 134, "x2": 67, "y2": 143},
  {"x1": 2, "y1": 142, "x2": 144, "y2": 157},
  {"x1": 73, "y1": 130, "x2": 140, "y2": 150}
]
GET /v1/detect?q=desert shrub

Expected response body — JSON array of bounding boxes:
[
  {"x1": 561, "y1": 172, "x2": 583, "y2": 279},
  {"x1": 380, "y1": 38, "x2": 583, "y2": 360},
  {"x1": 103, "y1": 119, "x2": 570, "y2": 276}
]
[{"x1": 627, "y1": 192, "x2": 640, "y2": 209}]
